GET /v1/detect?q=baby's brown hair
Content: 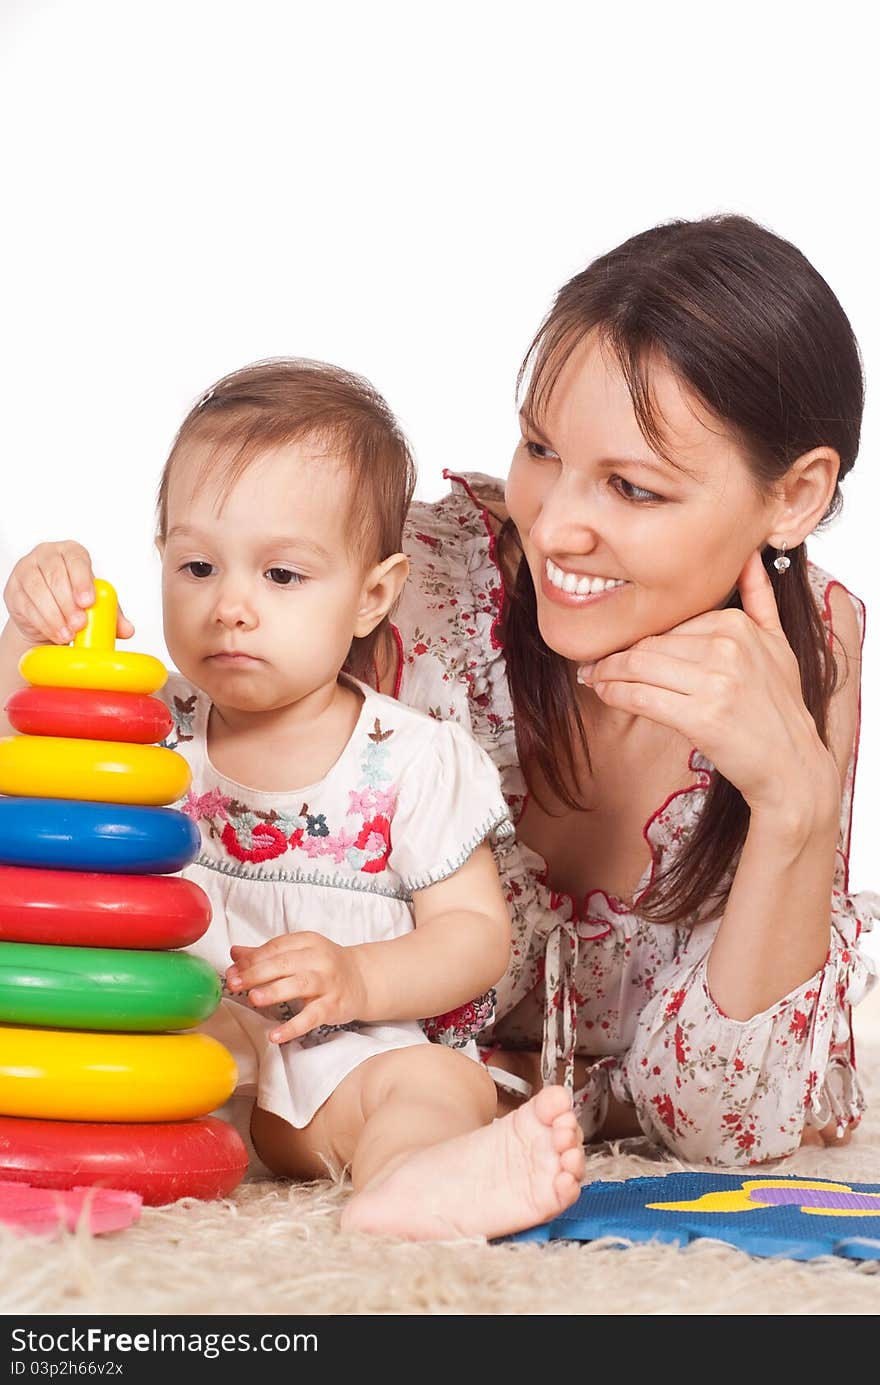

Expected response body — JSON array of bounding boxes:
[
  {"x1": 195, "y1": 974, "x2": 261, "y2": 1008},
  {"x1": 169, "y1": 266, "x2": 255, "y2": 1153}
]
[{"x1": 156, "y1": 357, "x2": 417, "y2": 679}]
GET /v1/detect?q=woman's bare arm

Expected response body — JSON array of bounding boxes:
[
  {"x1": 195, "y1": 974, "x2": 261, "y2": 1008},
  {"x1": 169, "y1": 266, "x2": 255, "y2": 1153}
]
[{"x1": 706, "y1": 584, "x2": 862, "y2": 1018}]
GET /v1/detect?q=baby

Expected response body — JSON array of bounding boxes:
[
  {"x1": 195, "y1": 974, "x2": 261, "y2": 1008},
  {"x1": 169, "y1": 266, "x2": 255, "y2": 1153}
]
[{"x1": 0, "y1": 358, "x2": 584, "y2": 1240}]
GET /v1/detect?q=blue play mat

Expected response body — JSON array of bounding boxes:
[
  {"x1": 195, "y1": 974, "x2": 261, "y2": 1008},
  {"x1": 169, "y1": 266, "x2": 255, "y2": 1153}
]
[{"x1": 506, "y1": 1173, "x2": 880, "y2": 1261}]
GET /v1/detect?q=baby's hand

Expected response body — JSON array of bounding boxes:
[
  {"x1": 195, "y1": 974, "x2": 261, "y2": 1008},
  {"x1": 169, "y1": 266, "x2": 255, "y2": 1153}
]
[
  {"x1": 3, "y1": 541, "x2": 134, "y2": 646},
  {"x1": 226, "y1": 935, "x2": 370, "y2": 1044}
]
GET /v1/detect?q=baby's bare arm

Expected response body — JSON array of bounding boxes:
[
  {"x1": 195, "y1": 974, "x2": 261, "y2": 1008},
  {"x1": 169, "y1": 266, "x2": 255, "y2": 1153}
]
[
  {"x1": 228, "y1": 843, "x2": 511, "y2": 1041},
  {"x1": 0, "y1": 621, "x2": 33, "y2": 737},
  {"x1": 355, "y1": 842, "x2": 511, "y2": 1022}
]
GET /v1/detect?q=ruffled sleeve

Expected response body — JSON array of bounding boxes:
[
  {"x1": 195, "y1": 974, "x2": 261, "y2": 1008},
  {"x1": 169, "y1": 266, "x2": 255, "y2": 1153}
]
[
  {"x1": 386, "y1": 714, "x2": 514, "y2": 1051},
  {"x1": 619, "y1": 881, "x2": 878, "y2": 1163},
  {"x1": 619, "y1": 570, "x2": 879, "y2": 1163},
  {"x1": 395, "y1": 472, "x2": 527, "y2": 820},
  {"x1": 388, "y1": 716, "x2": 514, "y2": 893}
]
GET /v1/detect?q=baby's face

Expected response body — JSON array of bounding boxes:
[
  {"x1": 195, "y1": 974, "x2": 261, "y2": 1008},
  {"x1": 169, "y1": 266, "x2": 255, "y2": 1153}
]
[{"x1": 159, "y1": 440, "x2": 371, "y2": 715}]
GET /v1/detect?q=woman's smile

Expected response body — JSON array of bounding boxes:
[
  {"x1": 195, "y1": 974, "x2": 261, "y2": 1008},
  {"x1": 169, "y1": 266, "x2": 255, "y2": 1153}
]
[{"x1": 540, "y1": 556, "x2": 630, "y2": 607}]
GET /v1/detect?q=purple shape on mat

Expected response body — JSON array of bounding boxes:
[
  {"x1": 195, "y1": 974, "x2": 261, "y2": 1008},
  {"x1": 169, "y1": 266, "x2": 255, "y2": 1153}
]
[{"x1": 749, "y1": 1187, "x2": 880, "y2": 1212}]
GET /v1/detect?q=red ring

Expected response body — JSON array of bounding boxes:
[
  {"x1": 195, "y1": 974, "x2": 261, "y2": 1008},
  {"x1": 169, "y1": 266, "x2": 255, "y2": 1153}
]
[
  {"x1": 5, "y1": 686, "x2": 173, "y2": 744},
  {"x1": 0, "y1": 1115, "x2": 248, "y2": 1205},
  {"x1": 0, "y1": 865, "x2": 211, "y2": 949}
]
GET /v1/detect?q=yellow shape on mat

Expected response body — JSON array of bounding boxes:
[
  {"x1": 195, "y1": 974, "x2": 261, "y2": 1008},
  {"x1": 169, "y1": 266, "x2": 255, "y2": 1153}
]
[{"x1": 647, "y1": 1178, "x2": 859, "y2": 1214}]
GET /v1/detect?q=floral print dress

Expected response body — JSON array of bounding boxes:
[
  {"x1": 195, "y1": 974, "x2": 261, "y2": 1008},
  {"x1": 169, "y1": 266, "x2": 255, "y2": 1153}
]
[
  {"x1": 160, "y1": 673, "x2": 512, "y2": 1129},
  {"x1": 389, "y1": 470, "x2": 879, "y2": 1164}
]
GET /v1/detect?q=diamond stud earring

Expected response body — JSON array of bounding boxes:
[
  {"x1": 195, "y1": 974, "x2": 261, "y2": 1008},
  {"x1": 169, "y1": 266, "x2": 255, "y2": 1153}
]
[{"x1": 773, "y1": 541, "x2": 791, "y2": 573}]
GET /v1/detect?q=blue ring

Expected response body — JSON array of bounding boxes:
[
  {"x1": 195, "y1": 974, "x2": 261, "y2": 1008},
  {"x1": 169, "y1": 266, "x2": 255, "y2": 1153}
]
[{"x1": 0, "y1": 798, "x2": 200, "y2": 874}]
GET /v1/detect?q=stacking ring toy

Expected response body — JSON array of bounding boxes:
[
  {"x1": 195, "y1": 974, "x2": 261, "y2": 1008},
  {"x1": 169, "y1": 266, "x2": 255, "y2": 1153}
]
[
  {"x1": 0, "y1": 1027, "x2": 237, "y2": 1121},
  {"x1": 5, "y1": 686, "x2": 173, "y2": 744},
  {"x1": 0, "y1": 942, "x2": 221, "y2": 1031},
  {"x1": 0, "y1": 734, "x2": 190, "y2": 805},
  {"x1": 20, "y1": 580, "x2": 166, "y2": 694},
  {"x1": 0, "y1": 865, "x2": 211, "y2": 949},
  {"x1": 0, "y1": 1114, "x2": 248, "y2": 1205},
  {"x1": 0, "y1": 799, "x2": 200, "y2": 874},
  {"x1": 0, "y1": 733, "x2": 190, "y2": 806}
]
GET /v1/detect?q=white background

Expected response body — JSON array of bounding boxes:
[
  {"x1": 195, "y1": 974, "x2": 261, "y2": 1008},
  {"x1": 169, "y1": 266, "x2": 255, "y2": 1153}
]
[{"x1": 1, "y1": 1, "x2": 877, "y2": 902}]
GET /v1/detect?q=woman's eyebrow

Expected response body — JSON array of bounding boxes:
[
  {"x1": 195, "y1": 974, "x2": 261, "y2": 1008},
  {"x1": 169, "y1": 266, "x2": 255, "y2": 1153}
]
[
  {"x1": 520, "y1": 410, "x2": 701, "y2": 481},
  {"x1": 518, "y1": 409, "x2": 553, "y2": 444},
  {"x1": 610, "y1": 454, "x2": 701, "y2": 481}
]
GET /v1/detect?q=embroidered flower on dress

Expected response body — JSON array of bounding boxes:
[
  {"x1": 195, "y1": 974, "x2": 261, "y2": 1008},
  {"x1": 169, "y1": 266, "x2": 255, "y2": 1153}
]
[
  {"x1": 354, "y1": 815, "x2": 391, "y2": 874},
  {"x1": 422, "y1": 989, "x2": 496, "y2": 1048},
  {"x1": 221, "y1": 819, "x2": 288, "y2": 864},
  {"x1": 182, "y1": 787, "x2": 231, "y2": 823}
]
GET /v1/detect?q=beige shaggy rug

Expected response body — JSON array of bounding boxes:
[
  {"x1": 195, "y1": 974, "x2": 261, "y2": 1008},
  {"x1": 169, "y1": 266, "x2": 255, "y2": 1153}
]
[{"x1": 3, "y1": 989, "x2": 880, "y2": 1318}]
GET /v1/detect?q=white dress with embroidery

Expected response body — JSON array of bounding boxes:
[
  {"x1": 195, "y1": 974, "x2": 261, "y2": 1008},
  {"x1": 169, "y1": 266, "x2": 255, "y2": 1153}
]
[
  {"x1": 159, "y1": 673, "x2": 513, "y2": 1129},
  {"x1": 391, "y1": 470, "x2": 880, "y2": 1164}
]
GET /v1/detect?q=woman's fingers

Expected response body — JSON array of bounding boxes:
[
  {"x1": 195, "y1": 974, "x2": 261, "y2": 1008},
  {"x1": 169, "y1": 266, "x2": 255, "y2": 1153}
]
[
  {"x1": 584, "y1": 647, "x2": 703, "y2": 696},
  {"x1": 590, "y1": 677, "x2": 695, "y2": 737},
  {"x1": 737, "y1": 547, "x2": 785, "y2": 632}
]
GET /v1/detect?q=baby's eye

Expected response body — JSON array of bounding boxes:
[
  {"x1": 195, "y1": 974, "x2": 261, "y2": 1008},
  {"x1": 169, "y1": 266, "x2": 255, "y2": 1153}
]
[
  {"x1": 266, "y1": 567, "x2": 304, "y2": 587},
  {"x1": 182, "y1": 561, "x2": 215, "y2": 578},
  {"x1": 612, "y1": 476, "x2": 664, "y2": 504}
]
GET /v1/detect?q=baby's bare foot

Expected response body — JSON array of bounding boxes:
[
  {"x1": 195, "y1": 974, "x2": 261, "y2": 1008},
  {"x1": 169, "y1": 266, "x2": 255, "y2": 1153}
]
[{"x1": 340, "y1": 1085, "x2": 585, "y2": 1241}]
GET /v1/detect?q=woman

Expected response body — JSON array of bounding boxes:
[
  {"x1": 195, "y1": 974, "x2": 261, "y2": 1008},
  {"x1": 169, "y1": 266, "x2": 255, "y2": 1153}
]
[{"x1": 375, "y1": 213, "x2": 878, "y2": 1164}]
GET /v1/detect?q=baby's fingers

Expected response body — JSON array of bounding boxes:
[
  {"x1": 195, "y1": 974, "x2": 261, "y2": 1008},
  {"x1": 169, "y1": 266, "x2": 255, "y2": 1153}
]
[
  {"x1": 40, "y1": 544, "x2": 98, "y2": 640},
  {"x1": 248, "y1": 973, "x2": 317, "y2": 1009},
  {"x1": 6, "y1": 541, "x2": 95, "y2": 644},
  {"x1": 269, "y1": 1001, "x2": 326, "y2": 1044}
]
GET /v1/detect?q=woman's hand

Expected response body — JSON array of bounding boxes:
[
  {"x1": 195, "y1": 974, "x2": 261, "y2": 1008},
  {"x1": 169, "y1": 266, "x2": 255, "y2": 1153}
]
[
  {"x1": 3, "y1": 541, "x2": 134, "y2": 645},
  {"x1": 577, "y1": 550, "x2": 839, "y2": 823},
  {"x1": 226, "y1": 935, "x2": 370, "y2": 1044}
]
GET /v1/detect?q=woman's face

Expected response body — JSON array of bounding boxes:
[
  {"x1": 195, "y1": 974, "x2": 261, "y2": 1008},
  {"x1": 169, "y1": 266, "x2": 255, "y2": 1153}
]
[{"x1": 505, "y1": 332, "x2": 778, "y2": 664}]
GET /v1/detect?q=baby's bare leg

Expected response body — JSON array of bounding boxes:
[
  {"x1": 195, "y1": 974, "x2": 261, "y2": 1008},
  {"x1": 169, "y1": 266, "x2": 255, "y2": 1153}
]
[
  {"x1": 251, "y1": 1043, "x2": 585, "y2": 1240},
  {"x1": 348, "y1": 1043, "x2": 497, "y2": 1189},
  {"x1": 341, "y1": 1045, "x2": 585, "y2": 1241},
  {"x1": 249, "y1": 1041, "x2": 495, "y2": 1182}
]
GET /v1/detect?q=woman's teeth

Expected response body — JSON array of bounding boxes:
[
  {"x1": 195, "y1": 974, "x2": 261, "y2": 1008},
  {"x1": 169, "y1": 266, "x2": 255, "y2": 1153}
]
[{"x1": 545, "y1": 558, "x2": 626, "y2": 596}]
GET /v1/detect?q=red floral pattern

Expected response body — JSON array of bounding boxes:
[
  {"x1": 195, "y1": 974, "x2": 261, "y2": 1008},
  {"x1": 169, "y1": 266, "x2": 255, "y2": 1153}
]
[{"x1": 391, "y1": 471, "x2": 879, "y2": 1163}]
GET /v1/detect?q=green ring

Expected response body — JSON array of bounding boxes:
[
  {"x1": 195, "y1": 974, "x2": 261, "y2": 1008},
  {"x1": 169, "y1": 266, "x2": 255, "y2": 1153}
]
[{"x1": 0, "y1": 942, "x2": 220, "y2": 1031}]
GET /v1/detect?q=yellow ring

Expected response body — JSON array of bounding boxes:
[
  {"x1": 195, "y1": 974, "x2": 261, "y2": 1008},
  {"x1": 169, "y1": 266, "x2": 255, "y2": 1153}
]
[
  {"x1": 0, "y1": 1026, "x2": 237, "y2": 1122},
  {"x1": 20, "y1": 647, "x2": 167, "y2": 694},
  {"x1": 19, "y1": 579, "x2": 167, "y2": 695},
  {"x1": 0, "y1": 737, "x2": 191, "y2": 806}
]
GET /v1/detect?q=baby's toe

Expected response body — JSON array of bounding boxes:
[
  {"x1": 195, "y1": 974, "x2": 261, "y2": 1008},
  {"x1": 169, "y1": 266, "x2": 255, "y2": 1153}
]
[
  {"x1": 552, "y1": 1111, "x2": 581, "y2": 1149},
  {"x1": 560, "y1": 1145, "x2": 586, "y2": 1179},
  {"x1": 553, "y1": 1170, "x2": 582, "y2": 1210}
]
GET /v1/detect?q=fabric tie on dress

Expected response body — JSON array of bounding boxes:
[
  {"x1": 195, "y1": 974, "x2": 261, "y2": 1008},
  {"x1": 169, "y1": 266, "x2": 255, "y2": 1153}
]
[{"x1": 541, "y1": 915, "x2": 580, "y2": 1095}]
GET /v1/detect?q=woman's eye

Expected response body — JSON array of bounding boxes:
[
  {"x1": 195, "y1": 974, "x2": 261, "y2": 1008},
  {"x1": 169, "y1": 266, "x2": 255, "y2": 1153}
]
[
  {"x1": 266, "y1": 567, "x2": 303, "y2": 587},
  {"x1": 524, "y1": 439, "x2": 558, "y2": 461},
  {"x1": 182, "y1": 561, "x2": 214, "y2": 578},
  {"x1": 613, "y1": 476, "x2": 664, "y2": 504}
]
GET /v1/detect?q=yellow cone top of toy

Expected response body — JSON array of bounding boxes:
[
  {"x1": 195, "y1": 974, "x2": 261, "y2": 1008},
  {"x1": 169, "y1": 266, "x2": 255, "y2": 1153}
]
[{"x1": 19, "y1": 579, "x2": 167, "y2": 694}]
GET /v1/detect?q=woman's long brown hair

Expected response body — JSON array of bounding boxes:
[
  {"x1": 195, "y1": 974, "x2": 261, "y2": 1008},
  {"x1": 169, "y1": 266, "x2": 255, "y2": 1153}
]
[{"x1": 498, "y1": 214, "x2": 864, "y2": 925}]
